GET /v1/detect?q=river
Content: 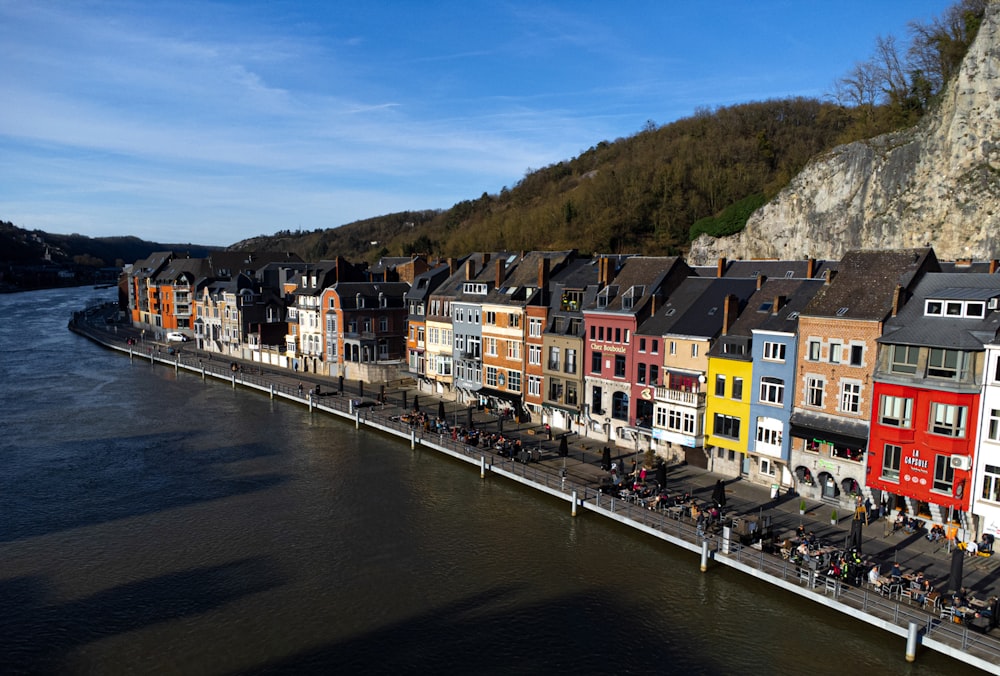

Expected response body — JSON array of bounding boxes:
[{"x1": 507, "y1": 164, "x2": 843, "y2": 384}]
[{"x1": 0, "y1": 287, "x2": 978, "y2": 675}]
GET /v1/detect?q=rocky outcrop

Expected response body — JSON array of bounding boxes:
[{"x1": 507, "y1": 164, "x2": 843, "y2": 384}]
[{"x1": 689, "y1": 3, "x2": 1000, "y2": 264}]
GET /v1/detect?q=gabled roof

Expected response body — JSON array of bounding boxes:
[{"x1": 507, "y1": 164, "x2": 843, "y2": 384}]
[
  {"x1": 405, "y1": 263, "x2": 452, "y2": 304},
  {"x1": 637, "y1": 277, "x2": 758, "y2": 339},
  {"x1": 801, "y1": 248, "x2": 938, "y2": 320},
  {"x1": 329, "y1": 281, "x2": 410, "y2": 309},
  {"x1": 154, "y1": 257, "x2": 211, "y2": 284},
  {"x1": 878, "y1": 272, "x2": 1000, "y2": 349},
  {"x1": 744, "y1": 278, "x2": 825, "y2": 334},
  {"x1": 583, "y1": 256, "x2": 689, "y2": 315},
  {"x1": 484, "y1": 250, "x2": 574, "y2": 305}
]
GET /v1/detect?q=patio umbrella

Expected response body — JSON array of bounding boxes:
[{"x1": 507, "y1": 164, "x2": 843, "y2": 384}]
[
  {"x1": 438, "y1": 400, "x2": 446, "y2": 420},
  {"x1": 656, "y1": 463, "x2": 667, "y2": 487},
  {"x1": 947, "y1": 547, "x2": 965, "y2": 592},
  {"x1": 601, "y1": 446, "x2": 612, "y2": 472},
  {"x1": 848, "y1": 518, "x2": 864, "y2": 552},
  {"x1": 466, "y1": 406, "x2": 473, "y2": 428},
  {"x1": 413, "y1": 394, "x2": 420, "y2": 412},
  {"x1": 559, "y1": 435, "x2": 568, "y2": 457},
  {"x1": 712, "y1": 480, "x2": 727, "y2": 509}
]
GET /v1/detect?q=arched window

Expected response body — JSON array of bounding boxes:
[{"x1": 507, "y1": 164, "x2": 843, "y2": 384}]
[{"x1": 611, "y1": 391, "x2": 629, "y2": 421}]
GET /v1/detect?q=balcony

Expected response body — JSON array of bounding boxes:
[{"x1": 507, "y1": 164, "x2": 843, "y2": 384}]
[{"x1": 655, "y1": 386, "x2": 705, "y2": 406}]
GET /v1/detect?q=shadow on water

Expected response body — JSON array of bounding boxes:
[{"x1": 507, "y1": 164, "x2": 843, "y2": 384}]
[
  {"x1": 0, "y1": 429, "x2": 287, "y2": 544},
  {"x1": 244, "y1": 586, "x2": 729, "y2": 676},
  {"x1": 0, "y1": 557, "x2": 284, "y2": 674}
]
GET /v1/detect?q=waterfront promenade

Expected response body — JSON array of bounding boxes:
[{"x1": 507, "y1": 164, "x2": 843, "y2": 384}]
[{"x1": 71, "y1": 303, "x2": 1000, "y2": 672}]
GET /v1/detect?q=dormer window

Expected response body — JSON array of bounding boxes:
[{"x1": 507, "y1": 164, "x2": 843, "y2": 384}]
[{"x1": 925, "y1": 296, "x2": 994, "y2": 318}]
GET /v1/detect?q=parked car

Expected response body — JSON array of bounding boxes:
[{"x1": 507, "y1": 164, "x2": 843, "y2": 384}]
[{"x1": 166, "y1": 332, "x2": 189, "y2": 342}]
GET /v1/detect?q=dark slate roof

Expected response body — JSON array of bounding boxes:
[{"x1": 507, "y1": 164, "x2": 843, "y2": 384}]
[
  {"x1": 801, "y1": 248, "x2": 938, "y2": 320},
  {"x1": 154, "y1": 257, "x2": 211, "y2": 284},
  {"x1": 433, "y1": 252, "x2": 513, "y2": 302},
  {"x1": 332, "y1": 281, "x2": 410, "y2": 309},
  {"x1": 691, "y1": 259, "x2": 837, "y2": 279},
  {"x1": 637, "y1": 277, "x2": 758, "y2": 339},
  {"x1": 484, "y1": 250, "x2": 574, "y2": 304},
  {"x1": 745, "y1": 278, "x2": 826, "y2": 334},
  {"x1": 583, "y1": 256, "x2": 688, "y2": 314},
  {"x1": 938, "y1": 261, "x2": 996, "y2": 274},
  {"x1": 405, "y1": 263, "x2": 452, "y2": 304},
  {"x1": 877, "y1": 273, "x2": 1000, "y2": 349}
]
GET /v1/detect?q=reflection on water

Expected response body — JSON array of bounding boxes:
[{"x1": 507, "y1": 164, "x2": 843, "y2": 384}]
[{"x1": 0, "y1": 288, "x2": 973, "y2": 674}]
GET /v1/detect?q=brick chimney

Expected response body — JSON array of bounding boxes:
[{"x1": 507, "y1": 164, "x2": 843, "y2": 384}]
[
  {"x1": 772, "y1": 295, "x2": 786, "y2": 314},
  {"x1": 717, "y1": 257, "x2": 727, "y2": 278},
  {"x1": 496, "y1": 258, "x2": 505, "y2": 289},
  {"x1": 824, "y1": 269, "x2": 835, "y2": 286},
  {"x1": 466, "y1": 259, "x2": 475, "y2": 280},
  {"x1": 598, "y1": 257, "x2": 609, "y2": 288},
  {"x1": 538, "y1": 257, "x2": 550, "y2": 289},
  {"x1": 991, "y1": 259, "x2": 998, "y2": 274},
  {"x1": 891, "y1": 284, "x2": 903, "y2": 317},
  {"x1": 721, "y1": 294, "x2": 737, "y2": 335},
  {"x1": 807, "y1": 257, "x2": 816, "y2": 278},
  {"x1": 756, "y1": 274, "x2": 766, "y2": 290},
  {"x1": 447, "y1": 257, "x2": 456, "y2": 275},
  {"x1": 482, "y1": 252, "x2": 491, "y2": 268}
]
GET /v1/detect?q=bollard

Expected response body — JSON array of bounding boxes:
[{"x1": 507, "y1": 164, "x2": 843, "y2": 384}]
[
  {"x1": 231, "y1": 373, "x2": 236, "y2": 389},
  {"x1": 309, "y1": 393, "x2": 314, "y2": 413},
  {"x1": 201, "y1": 366, "x2": 206, "y2": 381},
  {"x1": 411, "y1": 429, "x2": 416, "y2": 449},
  {"x1": 571, "y1": 490, "x2": 578, "y2": 517},
  {"x1": 269, "y1": 383, "x2": 274, "y2": 399},
  {"x1": 174, "y1": 355, "x2": 179, "y2": 373},
  {"x1": 905, "y1": 621, "x2": 918, "y2": 662},
  {"x1": 355, "y1": 407, "x2": 360, "y2": 429},
  {"x1": 480, "y1": 455, "x2": 486, "y2": 479},
  {"x1": 701, "y1": 540, "x2": 709, "y2": 572}
]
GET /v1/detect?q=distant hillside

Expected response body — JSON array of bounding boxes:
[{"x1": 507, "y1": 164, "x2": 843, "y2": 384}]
[{"x1": 0, "y1": 220, "x2": 218, "y2": 291}]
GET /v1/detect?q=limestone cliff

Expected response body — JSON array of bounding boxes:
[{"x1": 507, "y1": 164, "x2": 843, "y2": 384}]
[{"x1": 689, "y1": 2, "x2": 1000, "y2": 264}]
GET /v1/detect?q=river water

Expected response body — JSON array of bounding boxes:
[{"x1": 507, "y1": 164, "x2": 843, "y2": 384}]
[{"x1": 0, "y1": 287, "x2": 979, "y2": 675}]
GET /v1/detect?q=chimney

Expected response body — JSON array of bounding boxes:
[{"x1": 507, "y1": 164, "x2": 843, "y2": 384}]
[
  {"x1": 824, "y1": 269, "x2": 834, "y2": 286},
  {"x1": 598, "y1": 257, "x2": 608, "y2": 288},
  {"x1": 721, "y1": 294, "x2": 737, "y2": 335},
  {"x1": 756, "y1": 274, "x2": 766, "y2": 290},
  {"x1": 991, "y1": 259, "x2": 999, "y2": 274},
  {"x1": 772, "y1": 295, "x2": 786, "y2": 314},
  {"x1": 717, "y1": 257, "x2": 727, "y2": 278},
  {"x1": 496, "y1": 258, "x2": 504, "y2": 289},
  {"x1": 482, "y1": 252, "x2": 491, "y2": 268},
  {"x1": 447, "y1": 257, "x2": 456, "y2": 275},
  {"x1": 466, "y1": 259, "x2": 475, "y2": 280},
  {"x1": 891, "y1": 284, "x2": 903, "y2": 317},
  {"x1": 807, "y1": 257, "x2": 816, "y2": 278},
  {"x1": 650, "y1": 294, "x2": 657, "y2": 315},
  {"x1": 538, "y1": 257, "x2": 550, "y2": 289}
]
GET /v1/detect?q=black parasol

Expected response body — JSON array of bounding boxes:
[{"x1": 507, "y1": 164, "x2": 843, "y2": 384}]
[
  {"x1": 412, "y1": 394, "x2": 420, "y2": 413},
  {"x1": 601, "y1": 446, "x2": 612, "y2": 472},
  {"x1": 656, "y1": 463, "x2": 667, "y2": 487},
  {"x1": 711, "y1": 479, "x2": 727, "y2": 509},
  {"x1": 467, "y1": 405, "x2": 474, "y2": 428},
  {"x1": 947, "y1": 547, "x2": 965, "y2": 592},
  {"x1": 438, "y1": 400, "x2": 446, "y2": 420},
  {"x1": 848, "y1": 518, "x2": 863, "y2": 552},
  {"x1": 559, "y1": 435, "x2": 568, "y2": 457}
]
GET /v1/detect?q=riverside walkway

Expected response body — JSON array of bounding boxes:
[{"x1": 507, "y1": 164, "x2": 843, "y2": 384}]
[{"x1": 71, "y1": 303, "x2": 1000, "y2": 672}]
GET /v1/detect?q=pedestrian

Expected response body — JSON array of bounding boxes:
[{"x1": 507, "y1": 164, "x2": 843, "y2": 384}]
[
  {"x1": 696, "y1": 511, "x2": 705, "y2": 539},
  {"x1": 297, "y1": 382, "x2": 303, "y2": 396},
  {"x1": 546, "y1": 424, "x2": 552, "y2": 440}
]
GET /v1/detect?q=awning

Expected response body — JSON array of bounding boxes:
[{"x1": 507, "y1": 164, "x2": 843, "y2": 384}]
[
  {"x1": 789, "y1": 411, "x2": 869, "y2": 447},
  {"x1": 476, "y1": 386, "x2": 525, "y2": 412}
]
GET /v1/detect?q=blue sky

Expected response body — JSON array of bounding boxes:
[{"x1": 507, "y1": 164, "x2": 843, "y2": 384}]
[{"x1": 1, "y1": 1, "x2": 953, "y2": 247}]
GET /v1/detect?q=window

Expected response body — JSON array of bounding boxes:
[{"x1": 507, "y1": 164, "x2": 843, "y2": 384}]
[
  {"x1": 652, "y1": 339, "x2": 659, "y2": 354},
  {"x1": 989, "y1": 408, "x2": 1000, "y2": 442},
  {"x1": 548, "y1": 346, "x2": 561, "y2": 370},
  {"x1": 611, "y1": 391, "x2": 629, "y2": 420},
  {"x1": 829, "y1": 341, "x2": 842, "y2": 364},
  {"x1": 650, "y1": 364, "x2": 659, "y2": 386},
  {"x1": 484, "y1": 311, "x2": 496, "y2": 325},
  {"x1": 639, "y1": 338, "x2": 646, "y2": 353},
  {"x1": 485, "y1": 337, "x2": 498, "y2": 357},
  {"x1": 840, "y1": 381, "x2": 861, "y2": 414},
  {"x1": 889, "y1": 345, "x2": 919, "y2": 375},
  {"x1": 566, "y1": 381, "x2": 578, "y2": 405},
  {"x1": 732, "y1": 377, "x2": 743, "y2": 401},
  {"x1": 713, "y1": 414, "x2": 741, "y2": 440},
  {"x1": 879, "y1": 395, "x2": 913, "y2": 428},
  {"x1": 929, "y1": 402, "x2": 967, "y2": 437},
  {"x1": 667, "y1": 409, "x2": 696, "y2": 434},
  {"x1": 760, "y1": 458, "x2": 776, "y2": 477},
  {"x1": 614, "y1": 355, "x2": 626, "y2": 378},
  {"x1": 591, "y1": 351, "x2": 602, "y2": 374},
  {"x1": 669, "y1": 341, "x2": 677, "y2": 356},
  {"x1": 591, "y1": 386, "x2": 604, "y2": 414},
  {"x1": 507, "y1": 370, "x2": 521, "y2": 392},
  {"x1": 528, "y1": 375, "x2": 541, "y2": 397},
  {"x1": 565, "y1": 349, "x2": 577, "y2": 374},
  {"x1": 637, "y1": 363, "x2": 647, "y2": 384},
  {"x1": 485, "y1": 366, "x2": 498, "y2": 387},
  {"x1": 927, "y1": 348, "x2": 967, "y2": 380},
  {"x1": 529, "y1": 318, "x2": 542, "y2": 338},
  {"x1": 763, "y1": 341, "x2": 786, "y2": 362},
  {"x1": 507, "y1": 341, "x2": 520, "y2": 360},
  {"x1": 691, "y1": 344, "x2": 699, "y2": 358},
  {"x1": 759, "y1": 377, "x2": 784, "y2": 405},
  {"x1": 882, "y1": 444, "x2": 902, "y2": 481},
  {"x1": 933, "y1": 454, "x2": 955, "y2": 494},
  {"x1": 508, "y1": 313, "x2": 520, "y2": 328},
  {"x1": 982, "y1": 464, "x2": 1000, "y2": 503},
  {"x1": 807, "y1": 340, "x2": 821, "y2": 361},
  {"x1": 715, "y1": 375, "x2": 726, "y2": 397},
  {"x1": 756, "y1": 425, "x2": 782, "y2": 447},
  {"x1": 528, "y1": 345, "x2": 541, "y2": 366},
  {"x1": 849, "y1": 344, "x2": 864, "y2": 367},
  {"x1": 806, "y1": 377, "x2": 824, "y2": 407}
]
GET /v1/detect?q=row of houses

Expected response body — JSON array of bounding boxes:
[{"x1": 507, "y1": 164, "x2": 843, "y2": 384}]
[{"x1": 123, "y1": 247, "x2": 1000, "y2": 542}]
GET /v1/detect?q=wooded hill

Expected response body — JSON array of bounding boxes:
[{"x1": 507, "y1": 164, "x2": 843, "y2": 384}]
[{"x1": 231, "y1": 1, "x2": 987, "y2": 265}]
